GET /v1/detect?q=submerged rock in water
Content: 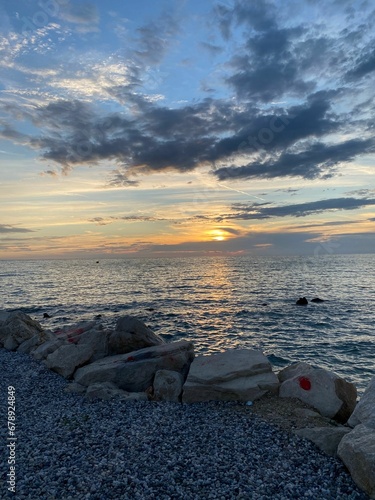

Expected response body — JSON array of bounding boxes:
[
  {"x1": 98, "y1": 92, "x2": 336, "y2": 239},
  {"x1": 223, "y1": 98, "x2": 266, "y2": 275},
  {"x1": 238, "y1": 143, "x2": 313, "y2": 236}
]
[
  {"x1": 311, "y1": 297, "x2": 325, "y2": 303},
  {"x1": 296, "y1": 297, "x2": 308, "y2": 305}
]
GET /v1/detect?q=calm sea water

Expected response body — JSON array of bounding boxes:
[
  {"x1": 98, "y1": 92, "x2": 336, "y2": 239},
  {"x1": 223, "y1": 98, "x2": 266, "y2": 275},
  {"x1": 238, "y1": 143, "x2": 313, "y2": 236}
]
[{"x1": 1, "y1": 255, "x2": 374, "y2": 392}]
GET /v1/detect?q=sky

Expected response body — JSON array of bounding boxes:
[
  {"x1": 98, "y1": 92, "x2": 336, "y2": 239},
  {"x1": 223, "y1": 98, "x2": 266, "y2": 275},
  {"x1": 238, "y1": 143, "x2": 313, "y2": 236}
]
[{"x1": 0, "y1": 0, "x2": 374, "y2": 259}]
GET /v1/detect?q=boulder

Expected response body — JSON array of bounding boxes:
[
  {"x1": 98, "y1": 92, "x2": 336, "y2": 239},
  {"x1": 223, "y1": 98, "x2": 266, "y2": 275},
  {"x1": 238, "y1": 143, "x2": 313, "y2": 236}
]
[
  {"x1": 85, "y1": 382, "x2": 148, "y2": 402},
  {"x1": 17, "y1": 335, "x2": 43, "y2": 354},
  {"x1": 153, "y1": 370, "x2": 183, "y2": 402},
  {"x1": 53, "y1": 321, "x2": 98, "y2": 344},
  {"x1": 182, "y1": 349, "x2": 279, "y2": 403},
  {"x1": 279, "y1": 362, "x2": 357, "y2": 423},
  {"x1": 32, "y1": 338, "x2": 66, "y2": 361},
  {"x1": 74, "y1": 340, "x2": 194, "y2": 392},
  {"x1": 0, "y1": 311, "x2": 45, "y2": 350},
  {"x1": 294, "y1": 426, "x2": 351, "y2": 457},
  {"x1": 311, "y1": 297, "x2": 325, "y2": 303},
  {"x1": 45, "y1": 344, "x2": 94, "y2": 379},
  {"x1": 348, "y1": 376, "x2": 375, "y2": 428},
  {"x1": 77, "y1": 324, "x2": 110, "y2": 362},
  {"x1": 108, "y1": 315, "x2": 165, "y2": 355},
  {"x1": 296, "y1": 297, "x2": 308, "y2": 305},
  {"x1": 338, "y1": 424, "x2": 375, "y2": 498}
]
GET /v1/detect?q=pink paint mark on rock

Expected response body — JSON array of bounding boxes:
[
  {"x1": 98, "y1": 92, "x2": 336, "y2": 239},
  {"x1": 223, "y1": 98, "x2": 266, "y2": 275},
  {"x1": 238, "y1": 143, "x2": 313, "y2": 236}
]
[{"x1": 299, "y1": 376, "x2": 312, "y2": 391}]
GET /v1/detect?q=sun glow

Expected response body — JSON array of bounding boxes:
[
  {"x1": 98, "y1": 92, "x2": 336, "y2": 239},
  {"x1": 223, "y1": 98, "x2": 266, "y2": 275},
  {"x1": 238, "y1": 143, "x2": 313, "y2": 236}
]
[{"x1": 209, "y1": 229, "x2": 227, "y2": 241}]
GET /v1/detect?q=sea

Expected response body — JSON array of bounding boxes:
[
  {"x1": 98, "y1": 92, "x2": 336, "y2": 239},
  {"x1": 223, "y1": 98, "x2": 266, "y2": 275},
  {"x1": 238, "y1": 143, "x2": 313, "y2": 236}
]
[{"x1": 1, "y1": 254, "x2": 374, "y2": 393}]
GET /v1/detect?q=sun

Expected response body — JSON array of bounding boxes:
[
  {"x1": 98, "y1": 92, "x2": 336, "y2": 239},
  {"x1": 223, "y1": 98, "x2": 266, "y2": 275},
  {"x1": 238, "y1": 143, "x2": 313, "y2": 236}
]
[{"x1": 209, "y1": 229, "x2": 227, "y2": 241}]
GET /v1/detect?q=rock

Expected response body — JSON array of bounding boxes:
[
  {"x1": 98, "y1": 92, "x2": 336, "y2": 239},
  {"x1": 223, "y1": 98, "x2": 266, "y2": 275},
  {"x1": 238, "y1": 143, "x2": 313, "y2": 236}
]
[
  {"x1": 348, "y1": 376, "x2": 375, "y2": 428},
  {"x1": 64, "y1": 382, "x2": 87, "y2": 395},
  {"x1": 43, "y1": 312, "x2": 51, "y2": 318},
  {"x1": 311, "y1": 297, "x2": 325, "y2": 303},
  {"x1": 295, "y1": 426, "x2": 351, "y2": 457},
  {"x1": 45, "y1": 344, "x2": 94, "y2": 378},
  {"x1": 182, "y1": 349, "x2": 279, "y2": 403},
  {"x1": 293, "y1": 408, "x2": 322, "y2": 419},
  {"x1": 296, "y1": 297, "x2": 308, "y2": 305},
  {"x1": 17, "y1": 335, "x2": 42, "y2": 354},
  {"x1": 338, "y1": 424, "x2": 375, "y2": 498},
  {"x1": 85, "y1": 382, "x2": 148, "y2": 401},
  {"x1": 77, "y1": 324, "x2": 110, "y2": 362},
  {"x1": 279, "y1": 362, "x2": 357, "y2": 423},
  {"x1": 108, "y1": 315, "x2": 165, "y2": 355},
  {"x1": 53, "y1": 321, "x2": 98, "y2": 344},
  {"x1": 0, "y1": 311, "x2": 45, "y2": 350},
  {"x1": 74, "y1": 340, "x2": 194, "y2": 392},
  {"x1": 153, "y1": 370, "x2": 183, "y2": 402},
  {"x1": 32, "y1": 338, "x2": 66, "y2": 361}
]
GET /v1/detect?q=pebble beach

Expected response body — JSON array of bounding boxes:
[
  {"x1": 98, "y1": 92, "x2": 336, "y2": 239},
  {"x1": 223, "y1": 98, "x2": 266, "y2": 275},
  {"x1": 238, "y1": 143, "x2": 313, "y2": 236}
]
[{"x1": 1, "y1": 349, "x2": 369, "y2": 500}]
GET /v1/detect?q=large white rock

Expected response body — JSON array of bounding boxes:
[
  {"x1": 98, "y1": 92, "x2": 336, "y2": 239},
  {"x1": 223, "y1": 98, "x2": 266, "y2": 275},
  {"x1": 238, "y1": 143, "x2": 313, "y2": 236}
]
[
  {"x1": 74, "y1": 340, "x2": 194, "y2": 392},
  {"x1": 45, "y1": 344, "x2": 94, "y2": 378},
  {"x1": 182, "y1": 349, "x2": 279, "y2": 403},
  {"x1": 153, "y1": 370, "x2": 183, "y2": 402},
  {"x1": 77, "y1": 325, "x2": 110, "y2": 362},
  {"x1": 108, "y1": 315, "x2": 165, "y2": 355},
  {"x1": 338, "y1": 424, "x2": 375, "y2": 498},
  {"x1": 294, "y1": 426, "x2": 351, "y2": 457},
  {"x1": 0, "y1": 311, "x2": 45, "y2": 350},
  {"x1": 348, "y1": 376, "x2": 375, "y2": 428},
  {"x1": 278, "y1": 362, "x2": 357, "y2": 423}
]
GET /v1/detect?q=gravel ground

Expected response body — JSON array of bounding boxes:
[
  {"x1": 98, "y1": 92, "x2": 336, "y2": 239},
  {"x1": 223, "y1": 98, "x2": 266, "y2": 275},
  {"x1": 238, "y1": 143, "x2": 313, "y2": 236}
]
[{"x1": 0, "y1": 349, "x2": 369, "y2": 500}]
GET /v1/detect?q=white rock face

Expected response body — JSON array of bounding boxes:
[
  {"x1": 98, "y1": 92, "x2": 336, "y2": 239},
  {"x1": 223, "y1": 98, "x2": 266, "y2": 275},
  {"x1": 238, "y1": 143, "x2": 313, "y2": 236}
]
[
  {"x1": 182, "y1": 349, "x2": 279, "y2": 403},
  {"x1": 278, "y1": 362, "x2": 357, "y2": 423},
  {"x1": 153, "y1": 370, "x2": 183, "y2": 402},
  {"x1": 45, "y1": 344, "x2": 94, "y2": 378},
  {"x1": 108, "y1": 315, "x2": 165, "y2": 355},
  {"x1": 338, "y1": 424, "x2": 375, "y2": 498},
  {"x1": 74, "y1": 340, "x2": 194, "y2": 392},
  {"x1": 348, "y1": 376, "x2": 375, "y2": 428}
]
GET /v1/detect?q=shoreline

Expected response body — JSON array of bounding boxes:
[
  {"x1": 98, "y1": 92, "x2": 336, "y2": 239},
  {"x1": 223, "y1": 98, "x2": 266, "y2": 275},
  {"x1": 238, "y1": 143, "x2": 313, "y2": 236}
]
[{"x1": 0, "y1": 348, "x2": 369, "y2": 500}]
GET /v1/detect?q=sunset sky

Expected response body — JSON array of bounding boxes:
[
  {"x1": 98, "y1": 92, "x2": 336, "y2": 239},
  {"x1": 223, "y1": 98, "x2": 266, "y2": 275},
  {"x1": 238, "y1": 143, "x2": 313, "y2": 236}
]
[{"x1": 1, "y1": 0, "x2": 374, "y2": 259}]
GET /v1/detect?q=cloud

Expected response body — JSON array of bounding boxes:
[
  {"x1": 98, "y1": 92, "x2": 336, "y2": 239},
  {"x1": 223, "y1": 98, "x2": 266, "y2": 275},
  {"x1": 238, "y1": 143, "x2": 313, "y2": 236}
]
[
  {"x1": 0, "y1": 224, "x2": 34, "y2": 233},
  {"x1": 0, "y1": 0, "x2": 374, "y2": 187},
  {"x1": 226, "y1": 26, "x2": 315, "y2": 102},
  {"x1": 225, "y1": 197, "x2": 375, "y2": 220},
  {"x1": 346, "y1": 43, "x2": 375, "y2": 80},
  {"x1": 200, "y1": 42, "x2": 223, "y2": 56},
  {"x1": 134, "y1": 13, "x2": 180, "y2": 65},
  {"x1": 59, "y1": 2, "x2": 99, "y2": 27},
  {"x1": 88, "y1": 215, "x2": 168, "y2": 225},
  {"x1": 214, "y1": 138, "x2": 375, "y2": 181}
]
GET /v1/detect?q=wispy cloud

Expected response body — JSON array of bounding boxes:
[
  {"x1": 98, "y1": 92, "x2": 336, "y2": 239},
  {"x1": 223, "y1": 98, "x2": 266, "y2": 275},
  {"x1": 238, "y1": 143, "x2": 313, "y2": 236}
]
[
  {"x1": 225, "y1": 197, "x2": 375, "y2": 220},
  {"x1": 0, "y1": 224, "x2": 34, "y2": 233}
]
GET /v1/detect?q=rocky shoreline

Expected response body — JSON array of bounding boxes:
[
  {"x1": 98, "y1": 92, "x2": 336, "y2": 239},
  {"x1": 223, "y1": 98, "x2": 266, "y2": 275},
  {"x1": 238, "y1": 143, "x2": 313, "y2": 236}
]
[{"x1": 1, "y1": 311, "x2": 374, "y2": 498}]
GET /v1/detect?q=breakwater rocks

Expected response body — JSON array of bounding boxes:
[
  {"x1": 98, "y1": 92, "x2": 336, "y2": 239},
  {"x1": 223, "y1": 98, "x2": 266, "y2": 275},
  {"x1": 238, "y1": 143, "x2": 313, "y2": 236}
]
[{"x1": 1, "y1": 310, "x2": 374, "y2": 498}]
